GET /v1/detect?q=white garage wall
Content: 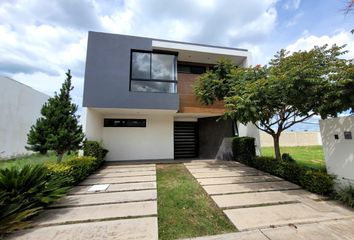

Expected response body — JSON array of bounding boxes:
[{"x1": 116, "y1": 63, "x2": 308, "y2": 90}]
[
  {"x1": 0, "y1": 77, "x2": 49, "y2": 159},
  {"x1": 320, "y1": 116, "x2": 354, "y2": 186},
  {"x1": 101, "y1": 114, "x2": 174, "y2": 161}
]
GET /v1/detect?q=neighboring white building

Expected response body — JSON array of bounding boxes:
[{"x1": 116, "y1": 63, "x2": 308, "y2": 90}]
[
  {"x1": 0, "y1": 76, "x2": 49, "y2": 159},
  {"x1": 320, "y1": 116, "x2": 354, "y2": 186}
]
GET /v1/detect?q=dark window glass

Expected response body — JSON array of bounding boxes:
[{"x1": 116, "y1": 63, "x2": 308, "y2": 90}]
[
  {"x1": 131, "y1": 52, "x2": 151, "y2": 79},
  {"x1": 151, "y1": 54, "x2": 176, "y2": 80},
  {"x1": 131, "y1": 80, "x2": 176, "y2": 93},
  {"x1": 130, "y1": 50, "x2": 177, "y2": 93},
  {"x1": 177, "y1": 65, "x2": 206, "y2": 74},
  {"x1": 104, "y1": 119, "x2": 146, "y2": 127}
]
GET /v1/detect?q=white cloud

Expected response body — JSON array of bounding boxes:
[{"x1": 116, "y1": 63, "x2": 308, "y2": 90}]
[
  {"x1": 283, "y1": 0, "x2": 301, "y2": 10},
  {"x1": 286, "y1": 30, "x2": 354, "y2": 59}
]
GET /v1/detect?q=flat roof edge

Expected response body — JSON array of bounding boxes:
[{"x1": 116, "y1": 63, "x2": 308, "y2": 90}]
[{"x1": 88, "y1": 31, "x2": 248, "y2": 52}]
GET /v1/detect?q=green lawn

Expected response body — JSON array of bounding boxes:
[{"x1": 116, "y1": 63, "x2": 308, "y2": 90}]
[
  {"x1": 261, "y1": 145, "x2": 325, "y2": 169},
  {"x1": 0, "y1": 152, "x2": 62, "y2": 169},
  {"x1": 157, "y1": 164, "x2": 235, "y2": 240}
]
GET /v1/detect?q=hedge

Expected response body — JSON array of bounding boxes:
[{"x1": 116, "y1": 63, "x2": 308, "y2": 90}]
[
  {"x1": 232, "y1": 137, "x2": 334, "y2": 195},
  {"x1": 232, "y1": 136, "x2": 256, "y2": 165}
]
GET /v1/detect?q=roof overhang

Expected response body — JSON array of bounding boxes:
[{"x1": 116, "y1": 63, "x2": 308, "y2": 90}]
[{"x1": 152, "y1": 40, "x2": 251, "y2": 66}]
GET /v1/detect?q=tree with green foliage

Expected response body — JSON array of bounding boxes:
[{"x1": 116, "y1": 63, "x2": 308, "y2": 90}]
[
  {"x1": 195, "y1": 45, "x2": 354, "y2": 160},
  {"x1": 27, "y1": 70, "x2": 85, "y2": 162}
]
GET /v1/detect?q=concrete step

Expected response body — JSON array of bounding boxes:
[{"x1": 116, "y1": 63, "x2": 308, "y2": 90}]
[
  {"x1": 203, "y1": 181, "x2": 300, "y2": 195},
  {"x1": 52, "y1": 190, "x2": 157, "y2": 207},
  {"x1": 212, "y1": 191, "x2": 299, "y2": 209},
  {"x1": 70, "y1": 182, "x2": 156, "y2": 194},
  {"x1": 197, "y1": 175, "x2": 281, "y2": 186},
  {"x1": 88, "y1": 170, "x2": 156, "y2": 178},
  {"x1": 35, "y1": 201, "x2": 157, "y2": 226},
  {"x1": 9, "y1": 217, "x2": 158, "y2": 240},
  {"x1": 224, "y1": 203, "x2": 347, "y2": 231},
  {"x1": 80, "y1": 175, "x2": 156, "y2": 185}
]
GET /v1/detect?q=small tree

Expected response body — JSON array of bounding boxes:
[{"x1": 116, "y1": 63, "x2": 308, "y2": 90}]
[
  {"x1": 195, "y1": 45, "x2": 354, "y2": 160},
  {"x1": 27, "y1": 70, "x2": 85, "y2": 162}
]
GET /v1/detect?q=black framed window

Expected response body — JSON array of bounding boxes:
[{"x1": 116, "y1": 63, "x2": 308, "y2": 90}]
[
  {"x1": 130, "y1": 50, "x2": 177, "y2": 93},
  {"x1": 104, "y1": 119, "x2": 146, "y2": 127}
]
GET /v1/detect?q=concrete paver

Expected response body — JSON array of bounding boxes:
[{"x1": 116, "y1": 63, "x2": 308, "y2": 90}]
[
  {"x1": 88, "y1": 170, "x2": 155, "y2": 178},
  {"x1": 10, "y1": 163, "x2": 158, "y2": 240},
  {"x1": 188, "y1": 166, "x2": 258, "y2": 174},
  {"x1": 197, "y1": 175, "x2": 281, "y2": 185},
  {"x1": 261, "y1": 218, "x2": 354, "y2": 240},
  {"x1": 53, "y1": 189, "x2": 157, "y2": 207},
  {"x1": 184, "y1": 160, "x2": 354, "y2": 239},
  {"x1": 192, "y1": 171, "x2": 263, "y2": 178},
  {"x1": 96, "y1": 166, "x2": 156, "y2": 173},
  {"x1": 9, "y1": 217, "x2": 158, "y2": 240},
  {"x1": 70, "y1": 182, "x2": 156, "y2": 194},
  {"x1": 184, "y1": 163, "x2": 244, "y2": 168},
  {"x1": 224, "y1": 203, "x2": 346, "y2": 230},
  {"x1": 101, "y1": 164, "x2": 156, "y2": 168},
  {"x1": 203, "y1": 181, "x2": 300, "y2": 195},
  {"x1": 211, "y1": 191, "x2": 298, "y2": 209},
  {"x1": 36, "y1": 201, "x2": 157, "y2": 226},
  {"x1": 79, "y1": 175, "x2": 156, "y2": 185}
]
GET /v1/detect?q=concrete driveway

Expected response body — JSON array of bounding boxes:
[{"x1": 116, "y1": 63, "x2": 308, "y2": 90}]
[
  {"x1": 9, "y1": 164, "x2": 158, "y2": 240},
  {"x1": 184, "y1": 160, "x2": 354, "y2": 239}
]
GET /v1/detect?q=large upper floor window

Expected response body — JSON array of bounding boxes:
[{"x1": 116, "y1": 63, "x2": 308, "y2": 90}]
[{"x1": 130, "y1": 50, "x2": 177, "y2": 93}]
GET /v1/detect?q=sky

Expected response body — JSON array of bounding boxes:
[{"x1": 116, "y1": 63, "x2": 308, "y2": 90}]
[{"x1": 0, "y1": 0, "x2": 353, "y2": 131}]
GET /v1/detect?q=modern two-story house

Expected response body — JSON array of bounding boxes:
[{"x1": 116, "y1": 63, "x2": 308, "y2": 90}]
[{"x1": 82, "y1": 31, "x2": 260, "y2": 161}]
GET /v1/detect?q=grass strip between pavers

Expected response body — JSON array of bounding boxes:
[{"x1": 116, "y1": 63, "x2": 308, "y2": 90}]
[{"x1": 157, "y1": 164, "x2": 236, "y2": 240}]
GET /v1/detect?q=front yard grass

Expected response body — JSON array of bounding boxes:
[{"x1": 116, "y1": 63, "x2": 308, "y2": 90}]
[
  {"x1": 0, "y1": 152, "x2": 59, "y2": 169},
  {"x1": 261, "y1": 145, "x2": 325, "y2": 169},
  {"x1": 157, "y1": 164, "x2": 236, "y2": 240}
]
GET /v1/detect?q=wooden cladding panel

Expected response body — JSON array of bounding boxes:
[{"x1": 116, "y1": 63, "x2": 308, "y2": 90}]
[{"x1": 178, "y1": 73, "x2": 225, "y2": 114}]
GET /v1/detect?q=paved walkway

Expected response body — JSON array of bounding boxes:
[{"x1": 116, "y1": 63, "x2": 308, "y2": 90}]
[
  {"x1": 184, "y1": 160, "x2": 354, "y2": 239},
  {"x1": 9, "y1": 164, "x2": 158, "y2": 240}
]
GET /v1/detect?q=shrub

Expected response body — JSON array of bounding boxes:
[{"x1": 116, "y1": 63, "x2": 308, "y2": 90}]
[
  {"x1": 64, "y1": 156, "x2": 97, "y2": 183},
  {"x1": 232, "y1": 137, "x2": 255, "y2": 164},
  {"x1": 300, "y1": 169, "x2": 334, "y2": 195},
  {"x1": 46, "y1": 163, "x2": 74, "y2": 186},
  {"x1": 83, "y1": 141, "x2": 108, "y2": 163},
  {"x1": 282, "y1": 153, "x2": 295, "y2": 163},
  {"x1": 251, "y1": 156, "x2": 284, "y2": 176},
  {"x1": 335, "y1": 185, "x2": 354, "y2": 208},
  {"x1": 0, "y1": 165, "x2": 69, "y2": 234},
  {"x1": 282, "y1": 161, "x2": 305, "y2": 185},
  {"x1": 245, "y1": 156, "x2": 334, "y2": 196}
]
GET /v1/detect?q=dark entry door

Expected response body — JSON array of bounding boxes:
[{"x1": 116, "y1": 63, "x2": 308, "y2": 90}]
[{"x1": 174, "y1": 122, "x2": 198, "y2": 159}]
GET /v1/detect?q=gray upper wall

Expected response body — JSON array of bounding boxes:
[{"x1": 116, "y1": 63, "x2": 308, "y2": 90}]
[{"x1": 83, "y1": 31, "x2": 179, "y2": 110}]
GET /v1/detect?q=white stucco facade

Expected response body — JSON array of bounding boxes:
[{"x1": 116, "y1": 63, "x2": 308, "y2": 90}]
[
  {"x1": 83, "y1": 108, "x2": 174, "y2": 161},
  {"x1": 320, "y1": 116, "x2": 354, "y2": 186},
  {"x1": 0, "y1": 76, "x2": 49, "y2": 159}
]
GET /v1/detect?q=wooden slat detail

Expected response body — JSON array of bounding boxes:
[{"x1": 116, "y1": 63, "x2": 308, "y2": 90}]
[{"x1": 178, "y1": 73, "x2": 225, "y2": 114}]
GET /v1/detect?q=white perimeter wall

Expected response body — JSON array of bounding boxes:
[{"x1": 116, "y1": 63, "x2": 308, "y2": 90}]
[
  {"x1": 320, "y1": 116, "x2": 354, "y2": 185},
  {"x1": 260, "y1": 132, "x2": 322, "y2": 147},
  {"x1": 0, "y1": 77, "x2": 49, "y2": 159},
  {"x1": 84, "y1": 108, "x2": 174, "y2": 161}
]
